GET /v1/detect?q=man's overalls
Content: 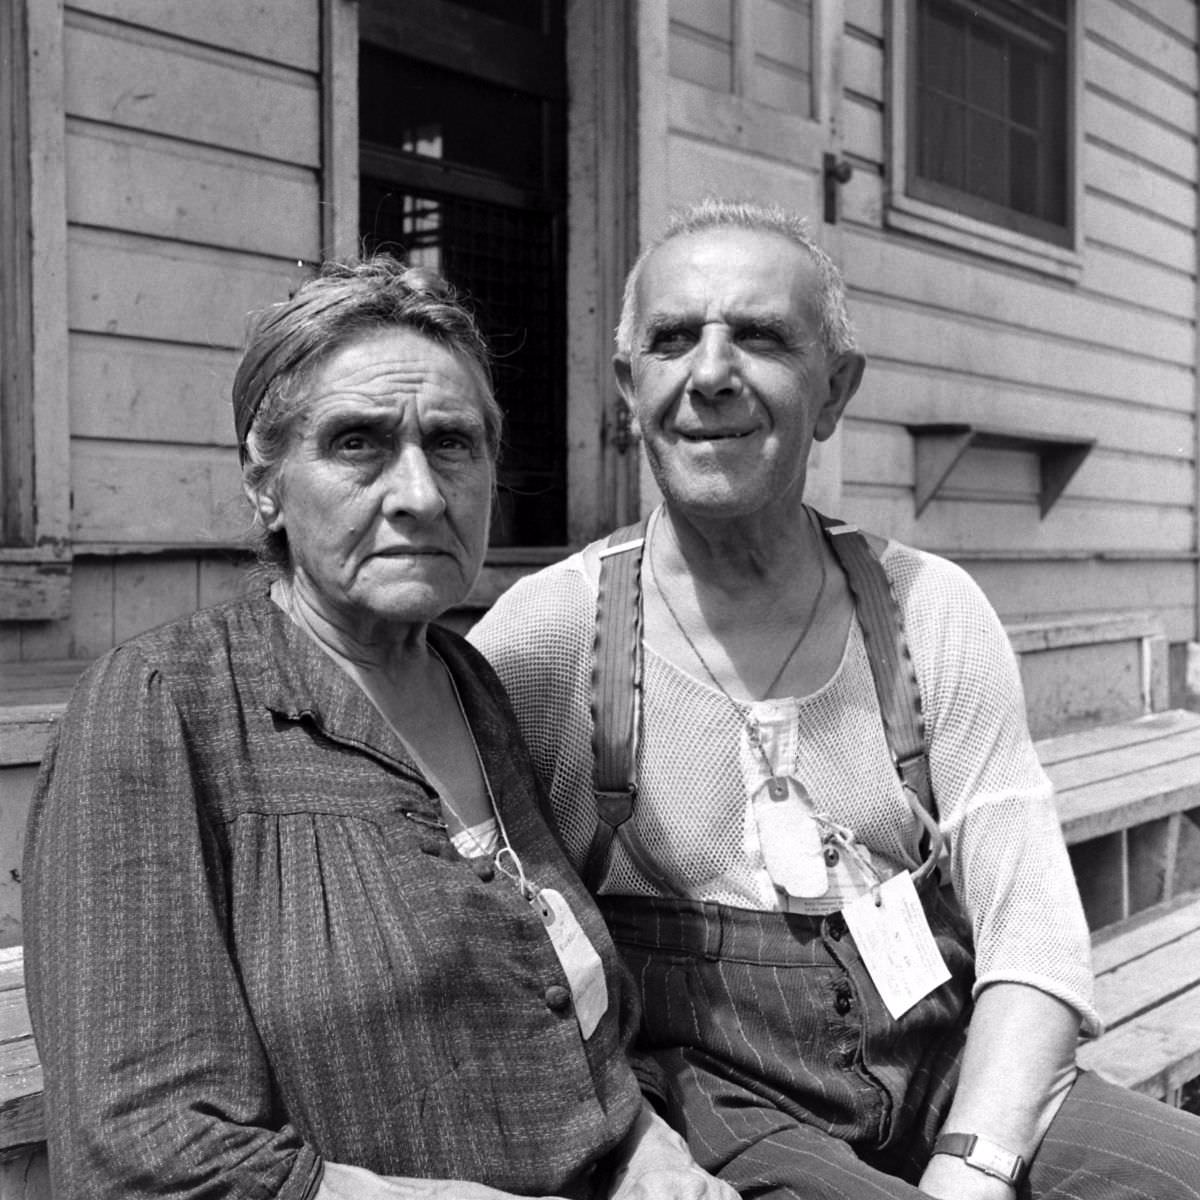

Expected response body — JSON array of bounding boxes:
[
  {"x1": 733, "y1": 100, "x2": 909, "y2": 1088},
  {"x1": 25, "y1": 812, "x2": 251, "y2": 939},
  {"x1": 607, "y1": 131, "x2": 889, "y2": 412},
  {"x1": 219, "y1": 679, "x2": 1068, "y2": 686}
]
[
  {"x1": 583, "y1": 514, "x2": 977, "y2": 1195},
  {"x1": 577, "y1": 512, "x2": 1200, "y2": 1200}
]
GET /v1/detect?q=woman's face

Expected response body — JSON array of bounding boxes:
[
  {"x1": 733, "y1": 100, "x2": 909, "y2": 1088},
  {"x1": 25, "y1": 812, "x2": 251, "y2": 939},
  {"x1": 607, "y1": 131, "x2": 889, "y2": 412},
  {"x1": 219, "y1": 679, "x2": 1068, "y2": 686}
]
[{"x1": 261, "y1": 327, "x2": 495, "y2": 634}]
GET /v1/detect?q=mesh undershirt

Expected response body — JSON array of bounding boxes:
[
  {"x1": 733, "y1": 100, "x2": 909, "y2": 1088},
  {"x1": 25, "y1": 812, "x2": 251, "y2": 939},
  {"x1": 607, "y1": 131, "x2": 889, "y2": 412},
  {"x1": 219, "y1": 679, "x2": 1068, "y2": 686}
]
[{"x1": 470, "y1": 533, "x2": 1100, "y2": 1034}]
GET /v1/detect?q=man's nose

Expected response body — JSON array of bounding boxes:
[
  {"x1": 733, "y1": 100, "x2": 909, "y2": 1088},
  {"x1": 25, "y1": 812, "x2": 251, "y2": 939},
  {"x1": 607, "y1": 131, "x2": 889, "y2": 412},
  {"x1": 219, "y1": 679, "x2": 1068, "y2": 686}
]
[
  {"x1": 687, "y1": 328, "x2": 739, "y2": 400},
  {"x1": 381, "y1": 443, "x2": 447, "y2": 520}
]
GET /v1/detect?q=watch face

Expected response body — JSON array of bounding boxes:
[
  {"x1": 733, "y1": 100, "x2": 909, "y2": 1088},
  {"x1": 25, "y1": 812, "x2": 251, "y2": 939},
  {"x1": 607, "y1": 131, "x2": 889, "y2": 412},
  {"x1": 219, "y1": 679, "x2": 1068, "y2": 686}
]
[{"x1": 966, "y1": 1140, "x2": 1019, "y2": 1180}]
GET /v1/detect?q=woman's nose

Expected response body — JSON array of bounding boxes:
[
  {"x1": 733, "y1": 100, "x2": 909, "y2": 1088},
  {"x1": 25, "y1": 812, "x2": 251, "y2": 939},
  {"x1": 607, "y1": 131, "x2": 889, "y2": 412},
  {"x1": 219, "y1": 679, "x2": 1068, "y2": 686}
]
[
  {"x1": 381, "y1": 444, "x2": 447, "y2": 520},
  {"x1": 688, "y1": 328, "x2": 739, "y2": 400}
]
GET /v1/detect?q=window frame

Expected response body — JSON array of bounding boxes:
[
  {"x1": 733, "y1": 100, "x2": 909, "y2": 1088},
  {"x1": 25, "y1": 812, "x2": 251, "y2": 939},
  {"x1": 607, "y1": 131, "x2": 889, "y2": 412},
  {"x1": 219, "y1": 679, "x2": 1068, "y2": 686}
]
[
  {"x1": 346, "y1": 0, "x2": 639, "y2": 567},
  {"x1": 0, "y1": 0, "x2": 71, "y2": 621},
  {"x1": 324, "y1": 0, "x2": 638, "y2": 595},
  {"x1": 886, "y1": 0, "x2": 1084, "y2": 281},
  {"x1": 357, "y1": 1, "x2": 571, "y2": 550}
]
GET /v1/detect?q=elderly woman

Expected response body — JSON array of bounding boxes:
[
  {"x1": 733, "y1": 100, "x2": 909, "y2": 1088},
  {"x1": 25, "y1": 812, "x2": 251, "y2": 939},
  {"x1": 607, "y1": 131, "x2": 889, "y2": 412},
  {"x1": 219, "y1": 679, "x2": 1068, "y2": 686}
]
[{"x1": 23, "y1": 257, "x2": 735, "y2": 1200}]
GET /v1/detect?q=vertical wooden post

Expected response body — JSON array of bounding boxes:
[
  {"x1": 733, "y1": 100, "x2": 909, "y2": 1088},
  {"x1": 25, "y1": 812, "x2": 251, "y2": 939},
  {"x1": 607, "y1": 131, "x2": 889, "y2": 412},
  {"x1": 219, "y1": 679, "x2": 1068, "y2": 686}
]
[
  {"x1": 1193, "y1": 35, "x2": 1200, "y2": 650},
  {"x1": 632, "y1": 0, "x2": 670, "y2": 520},
  {"x1": 0, "y1": 0, "x2": 71, "y2": 621},
  {"x1": 0, "y1": 0, "x2": 34, "y2": 546},
  {"x1": 565, "y1": 0, "x2": 643, "y2": 541},
  {"x1": 320, "y1": 0, "x2": 359, "y2": 261},
  {"x1": 731, "y1": 0, "x2": 752, "y2": 99}
]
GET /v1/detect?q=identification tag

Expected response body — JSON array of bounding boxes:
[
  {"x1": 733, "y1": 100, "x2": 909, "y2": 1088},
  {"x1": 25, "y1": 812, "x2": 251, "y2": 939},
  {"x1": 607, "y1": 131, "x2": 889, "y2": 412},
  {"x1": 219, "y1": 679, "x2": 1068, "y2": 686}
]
[
  {"x1": 841, "y1": 871, "x2": 950, "y2": 1019},
  {"x1": 535, "y1": 888, "x2": 609, "y2": 1039},
  {"x1": 752, "y1": 776, "x2": 829, "y2": 898}
]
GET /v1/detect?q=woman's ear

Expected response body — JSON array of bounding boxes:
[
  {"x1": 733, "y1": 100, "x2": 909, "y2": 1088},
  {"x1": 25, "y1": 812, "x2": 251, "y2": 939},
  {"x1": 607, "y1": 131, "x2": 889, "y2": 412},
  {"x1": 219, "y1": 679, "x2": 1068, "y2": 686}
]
[{"x1": 244, "y1": 482, "x2": 284, "y2": 531}]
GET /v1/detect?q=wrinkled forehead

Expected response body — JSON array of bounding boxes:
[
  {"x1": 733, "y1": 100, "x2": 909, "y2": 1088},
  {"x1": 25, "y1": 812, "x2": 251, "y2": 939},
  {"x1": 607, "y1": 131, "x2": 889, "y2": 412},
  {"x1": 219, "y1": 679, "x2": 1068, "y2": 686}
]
[
  {"x1": 308, "y1": 326, "x2": 490, "y2": 398},
  {"x1": 285, "y1": 325, "x2": 500, "y2": 454},
  {"x1": 635, "y1": 227, "x2": 821, "y2": 329}
]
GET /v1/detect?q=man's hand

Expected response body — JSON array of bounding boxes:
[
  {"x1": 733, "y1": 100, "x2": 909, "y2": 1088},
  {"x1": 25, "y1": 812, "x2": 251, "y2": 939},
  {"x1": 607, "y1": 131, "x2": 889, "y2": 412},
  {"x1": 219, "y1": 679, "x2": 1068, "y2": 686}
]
[
  {"x1": 609, "y1": 1163, "x2": 738, "y2": 1200},
  {"x1": 318, "y1": 1161, "x2": 573, "y2": 1199}
]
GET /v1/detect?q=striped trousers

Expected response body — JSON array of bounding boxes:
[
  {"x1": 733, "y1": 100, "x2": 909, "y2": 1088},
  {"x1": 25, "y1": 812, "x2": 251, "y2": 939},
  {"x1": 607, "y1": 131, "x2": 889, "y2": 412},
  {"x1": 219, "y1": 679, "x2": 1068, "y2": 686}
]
[{"x1": 601, "y1": 893, "x2": 1200, "y2": 1199}]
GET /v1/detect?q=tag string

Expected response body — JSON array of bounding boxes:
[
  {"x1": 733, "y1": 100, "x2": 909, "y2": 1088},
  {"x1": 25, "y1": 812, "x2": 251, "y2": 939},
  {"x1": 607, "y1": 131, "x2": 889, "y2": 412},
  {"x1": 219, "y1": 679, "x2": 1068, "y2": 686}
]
[
  {"x1": 649, "y1": 507, "x2": 884, "y2": 895},
  {"x1": 427, "y1": 648, "x2": 537, "y2": 901},
  {"x1": 816, "y1": 812, "x2": 884, "y2": 890},
  {"x1": 648, "y1": 506, "x2": 837, "y2": 842},
  {"x1": 652, "y1": 509, "x2": 939, "y2": 889},
  {"x1": 494, "y1": 844, "x2": 533, "y2": 899},
  {"x1": 746, "y1": 777, "x2": 881, "y2": 888},
  {"x1": 647, "y1": 506, "x2": 828, "y2": 719},
  {"x1": 903, "y1": 784, "x2": 945, "y2": 888}
]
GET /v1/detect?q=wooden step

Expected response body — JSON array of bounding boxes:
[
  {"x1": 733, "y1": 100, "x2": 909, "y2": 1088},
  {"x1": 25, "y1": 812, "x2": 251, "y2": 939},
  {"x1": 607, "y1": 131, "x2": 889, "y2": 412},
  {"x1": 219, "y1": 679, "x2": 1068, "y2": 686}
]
[
  {"x1": 1079, "y1": 983, "x2": 1200, "y2": 1102},
  {"x1": 1038, "y1": 711, "x2": 1200, "y2": 844},
  {"x1": 1079, "y1": 895, "x2": 1200, "y2": 1103},
  {"x1": 0, "y1": 660, "x2": 86, "y2": 767}
]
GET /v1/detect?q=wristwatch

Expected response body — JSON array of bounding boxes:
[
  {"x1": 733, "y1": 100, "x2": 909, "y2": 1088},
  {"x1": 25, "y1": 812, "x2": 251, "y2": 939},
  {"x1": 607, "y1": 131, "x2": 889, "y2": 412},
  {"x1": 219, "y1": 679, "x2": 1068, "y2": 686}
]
[{"x1": 932, "y1": 1132, "x2": 1025, "y2": 1186}]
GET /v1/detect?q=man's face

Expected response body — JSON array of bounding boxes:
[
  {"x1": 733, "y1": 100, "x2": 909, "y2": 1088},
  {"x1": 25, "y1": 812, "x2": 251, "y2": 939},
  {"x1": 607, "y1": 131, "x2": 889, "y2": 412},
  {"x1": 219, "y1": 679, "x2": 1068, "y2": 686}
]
[{"x1": 615, "y1": 227, "x2": 861, "y2": 524}]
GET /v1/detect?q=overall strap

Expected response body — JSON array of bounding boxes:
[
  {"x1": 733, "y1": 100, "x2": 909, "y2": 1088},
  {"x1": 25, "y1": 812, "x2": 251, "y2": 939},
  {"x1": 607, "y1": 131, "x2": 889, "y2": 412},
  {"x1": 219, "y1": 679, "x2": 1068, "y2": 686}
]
[
  {"x1": 587, "y1": 521, "x2": 644, "y2": 874},
  {"x1": 816, "y1": 513, "x2": 942, "y2": 883},
  {"x1": 584, "y1": 521, "x2": 686, "y2": 896}
]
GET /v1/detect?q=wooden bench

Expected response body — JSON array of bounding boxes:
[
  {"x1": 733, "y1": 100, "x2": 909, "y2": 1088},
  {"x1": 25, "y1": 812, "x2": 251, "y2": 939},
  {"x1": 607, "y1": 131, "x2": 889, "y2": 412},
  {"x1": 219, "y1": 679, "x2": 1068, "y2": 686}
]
[
  {"x1": 1078, "y1": 893, "x2": 1200, "y2": 1105},
  {"x1": 0, "y1": 947, "x2": 47, "y2": 1198},
  {"x1": 1008, "y1": 612, "x2": 1168, "y2": 742},
  {"x1": 1, "y1": 617, "x2": 1199, "y2": 1191},
  {"x1": 0, "y1": 906, "x2": 1194, "y2": 1185},
  {"x1": 1032, "y1": 709, "x2": 1200, "y2": 1106},
  {"x1": 1041, "y1": 709, "x2": 1200, "y2": 929},
  {"x1": 1019, "y1": 614, "x2": 1200, "y2": 1108}
]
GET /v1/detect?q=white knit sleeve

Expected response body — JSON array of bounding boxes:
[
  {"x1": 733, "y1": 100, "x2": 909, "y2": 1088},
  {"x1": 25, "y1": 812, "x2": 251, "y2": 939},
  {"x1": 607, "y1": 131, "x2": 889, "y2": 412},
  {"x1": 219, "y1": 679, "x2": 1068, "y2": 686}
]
[{"x1": 885, "y1": 545, "x2": 1101, "y2": 1035}]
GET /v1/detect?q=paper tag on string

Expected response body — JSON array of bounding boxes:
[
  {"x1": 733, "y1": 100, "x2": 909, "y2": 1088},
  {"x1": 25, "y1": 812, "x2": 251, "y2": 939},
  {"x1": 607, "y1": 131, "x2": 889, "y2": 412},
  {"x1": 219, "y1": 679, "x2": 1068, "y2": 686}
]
[
  {"x1": 841, "y1": 871, "x2": 950, "y2": 1019},
  {"x1": 752, "y1": 776, "x2": 829, "y2": 898},
  {"x1": 535, "y1": 888, "x2": 608, "y2": 1039}
]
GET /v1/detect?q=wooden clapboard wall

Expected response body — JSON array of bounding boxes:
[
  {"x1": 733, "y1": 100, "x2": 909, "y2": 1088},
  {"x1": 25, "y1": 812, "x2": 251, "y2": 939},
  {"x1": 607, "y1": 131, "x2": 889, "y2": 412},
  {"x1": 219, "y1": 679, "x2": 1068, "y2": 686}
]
[
  {"x1": 836, "y1": 0, "x2": 1199, "y2": 640},
  {"x1": 5, "y1": 0, "x2": 320, "y2": 664},
  {"x1": 4, "y1": 0, "x2": 1197, "y2": 659},
  {"x1": 652, "y1": 0, "x2": 830, "y2": 258}
]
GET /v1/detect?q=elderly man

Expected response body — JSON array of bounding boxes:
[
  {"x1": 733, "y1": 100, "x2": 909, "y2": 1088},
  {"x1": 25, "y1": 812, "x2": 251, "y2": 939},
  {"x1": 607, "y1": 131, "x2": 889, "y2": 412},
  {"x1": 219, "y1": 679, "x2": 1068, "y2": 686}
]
[{"x1": 470, "y1": 199, "x2": 1200, "y2": 1199}]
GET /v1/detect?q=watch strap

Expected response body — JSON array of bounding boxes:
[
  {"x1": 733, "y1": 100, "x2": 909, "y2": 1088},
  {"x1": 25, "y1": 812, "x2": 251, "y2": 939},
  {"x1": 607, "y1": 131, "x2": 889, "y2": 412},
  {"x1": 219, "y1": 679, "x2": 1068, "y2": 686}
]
[{"x1": 933, "y1": 1131, "x2": 1025, "y2": 1185}]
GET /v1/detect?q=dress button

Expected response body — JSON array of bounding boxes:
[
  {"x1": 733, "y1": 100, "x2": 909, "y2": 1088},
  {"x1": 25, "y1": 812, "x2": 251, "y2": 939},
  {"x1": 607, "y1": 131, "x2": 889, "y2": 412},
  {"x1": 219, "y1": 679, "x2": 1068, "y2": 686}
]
[
  {"x1": 470, "y1": 857, "x2": 495, "y2": 882},
  {"x1": 824, "y1": 845, "x2": 840, "y2": 867},
  {"x1": 826, "y1": 913, "x2": 846, "y2": 940},
  {"x1": 834, "y1": 985, "x2": 853, "y2": 1015},
  {"x1": 544, "y1": 985, "x2": 572, "y2": 1013}
]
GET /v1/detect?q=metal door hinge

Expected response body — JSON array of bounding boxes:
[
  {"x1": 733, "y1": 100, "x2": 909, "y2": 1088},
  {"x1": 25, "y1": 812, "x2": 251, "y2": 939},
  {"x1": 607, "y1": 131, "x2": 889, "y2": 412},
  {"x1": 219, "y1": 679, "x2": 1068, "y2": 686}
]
[{"x1": 823, "y1": 153, "x2": 853, "y2": 224}]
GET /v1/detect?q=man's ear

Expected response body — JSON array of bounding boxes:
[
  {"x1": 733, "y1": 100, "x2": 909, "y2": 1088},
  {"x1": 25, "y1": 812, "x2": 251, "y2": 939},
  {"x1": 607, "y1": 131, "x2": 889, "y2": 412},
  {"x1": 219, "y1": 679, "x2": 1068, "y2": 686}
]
[
  {"x1": 613, "y1": 354, "x2": 635, "y2": 406},
  {"x1": 814, "y1": 351, "x2": 865, "y2": 442},
  {"x1": 613, "y1": 354, "x2": 640, "y2": 433},
  {"x1": 244, "y1": 481, "x2": 284, "y2": 531}
]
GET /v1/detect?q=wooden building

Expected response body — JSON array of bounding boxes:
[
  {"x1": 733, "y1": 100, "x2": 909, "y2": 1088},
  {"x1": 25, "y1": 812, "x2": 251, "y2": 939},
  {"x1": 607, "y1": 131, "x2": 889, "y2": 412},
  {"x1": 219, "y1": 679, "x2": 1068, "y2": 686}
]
[{"x1": 1, "y1": 0, "x2": 1198, "y2": 947}]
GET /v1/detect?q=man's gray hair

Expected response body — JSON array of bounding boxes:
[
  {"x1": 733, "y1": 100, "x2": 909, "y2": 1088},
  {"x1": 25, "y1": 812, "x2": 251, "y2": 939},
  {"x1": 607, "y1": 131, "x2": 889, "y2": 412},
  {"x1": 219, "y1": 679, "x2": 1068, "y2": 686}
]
[{"x1": 615, "y1": 197, "x2": 857, "y2": 359}]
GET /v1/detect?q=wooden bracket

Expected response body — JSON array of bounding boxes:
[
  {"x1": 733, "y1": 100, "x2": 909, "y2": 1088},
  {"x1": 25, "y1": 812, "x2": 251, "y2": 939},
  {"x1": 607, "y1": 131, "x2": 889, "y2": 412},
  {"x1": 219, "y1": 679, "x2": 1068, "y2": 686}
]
[{"x1": 906, "y1": 423, "x2": 1096, "y2": 519}]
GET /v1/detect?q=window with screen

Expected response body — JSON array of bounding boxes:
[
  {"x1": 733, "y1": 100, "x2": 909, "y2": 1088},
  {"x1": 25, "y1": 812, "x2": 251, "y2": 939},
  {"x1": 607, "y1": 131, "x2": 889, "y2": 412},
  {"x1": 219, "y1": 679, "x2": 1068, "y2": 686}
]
[
  {"x1": 358, "y1": 0, "x2": 567, "y2": 548},
  {"x1": 908, "y1": 0, "x2": 1071, "y2": 247}
]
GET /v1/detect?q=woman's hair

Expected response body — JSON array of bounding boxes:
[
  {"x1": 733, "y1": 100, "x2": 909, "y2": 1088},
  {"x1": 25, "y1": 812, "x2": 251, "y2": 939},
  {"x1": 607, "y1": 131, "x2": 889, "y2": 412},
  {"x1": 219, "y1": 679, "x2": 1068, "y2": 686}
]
[
  {"x1": 234, "y1": 254, "x2": 501, "y2": 572},
  {"x1": 614, "y1": 197, "x2": 857, "y2": 360}
]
